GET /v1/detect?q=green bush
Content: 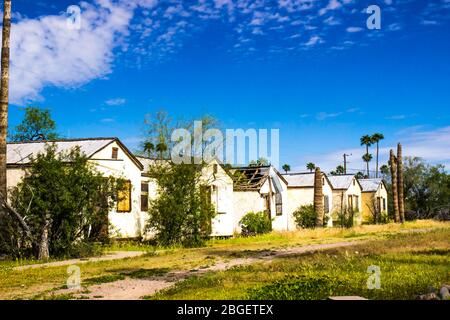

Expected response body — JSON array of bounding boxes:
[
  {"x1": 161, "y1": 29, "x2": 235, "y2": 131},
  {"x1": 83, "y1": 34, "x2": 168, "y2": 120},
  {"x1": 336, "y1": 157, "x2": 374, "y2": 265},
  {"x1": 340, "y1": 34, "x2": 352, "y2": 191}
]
[
  {"x1": 335, "y1": 208, "x2": 356, "y2": 228},
  {"x1": 239, "y1": 211, "x2": 272, "y2": 236},
  {"x1": 293, "y1": 205, "x2": 329, "y2": 228},
  {"x1": 248, "y1": 275, "x2": 348, "y2": 300}
]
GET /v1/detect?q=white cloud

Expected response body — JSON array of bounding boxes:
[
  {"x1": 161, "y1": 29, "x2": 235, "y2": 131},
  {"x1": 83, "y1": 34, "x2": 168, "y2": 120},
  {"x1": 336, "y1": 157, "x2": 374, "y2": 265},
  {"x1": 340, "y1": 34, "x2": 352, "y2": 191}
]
[
  {"x1": 304, "y1": 35, "x2": 324, "y2": 46},
  {"x1": 346, "y1": 26, "x2": 363, "y2": 32},
  {"x1": 105, "y1": 97, "x2": 126, "y2": 106},
  {"x1": 316, "y1": 111, "x2": 341, "y2": 120},
  {"x1": 9, "y1": 0, "x2": 146, "y2": 105},
  {"x1": 319, "y1": 0, "x2": 342, "y2": 16}
]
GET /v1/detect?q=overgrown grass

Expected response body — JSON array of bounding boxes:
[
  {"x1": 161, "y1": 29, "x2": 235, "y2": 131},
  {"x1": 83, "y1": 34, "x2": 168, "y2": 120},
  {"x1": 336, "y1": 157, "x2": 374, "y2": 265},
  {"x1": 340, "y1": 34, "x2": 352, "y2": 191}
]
[
  {"x1": 150, "y1": 228, "x2": 450, "y2": 300},
  {"x1": 1, "y1": 220, "x2": 448, "y2": 300}
]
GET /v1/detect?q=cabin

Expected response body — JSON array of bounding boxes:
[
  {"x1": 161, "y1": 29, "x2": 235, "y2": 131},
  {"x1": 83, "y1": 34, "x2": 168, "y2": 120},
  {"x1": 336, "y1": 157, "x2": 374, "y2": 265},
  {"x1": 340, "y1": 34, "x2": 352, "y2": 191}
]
[
  {"x1": 327, "y1": 174, "x2": 363, "y2": 225},
  {"x1": 229, "y1": 166, "x2": 291, "y2": 232},
  {"x1": 7, "y1": 138, "x2": 147, "y2": 238},
  {"x1": 282, "y1": 172, "x2": 334, "y2": 227},
  {"x1": 359, "y1": 178, "x2": 389, "y2": 222}
]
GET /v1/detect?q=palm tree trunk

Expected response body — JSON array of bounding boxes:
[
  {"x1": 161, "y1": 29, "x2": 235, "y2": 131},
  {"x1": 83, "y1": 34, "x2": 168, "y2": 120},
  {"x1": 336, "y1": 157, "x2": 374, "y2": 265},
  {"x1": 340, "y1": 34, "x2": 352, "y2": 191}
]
[
  {"x1": 0, "y1": 0, "x2": 11, "y2": 199},
  {"x1": 390, "y1": 149, "x2": 400, "y2": 222},
  {"x1": 397, "y1": 143, "x2": 405, "y2": 223},
  {"x1": 376, "y1": 142, "x2": 379, "y2": 178},
  {"x1": 366, "y1": 145, "x2": 369, "y2": 177},
  {"x1": 314, "y1": 167, "x2": 324, "y2": 227}
]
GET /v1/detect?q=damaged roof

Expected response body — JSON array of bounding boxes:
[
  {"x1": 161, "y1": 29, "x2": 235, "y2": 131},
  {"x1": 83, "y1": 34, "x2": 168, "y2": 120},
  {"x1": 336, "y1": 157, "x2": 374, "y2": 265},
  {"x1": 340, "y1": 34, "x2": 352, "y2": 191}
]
[{"x1": 229, "y1": 166, "x2": 271, "y2": 191}]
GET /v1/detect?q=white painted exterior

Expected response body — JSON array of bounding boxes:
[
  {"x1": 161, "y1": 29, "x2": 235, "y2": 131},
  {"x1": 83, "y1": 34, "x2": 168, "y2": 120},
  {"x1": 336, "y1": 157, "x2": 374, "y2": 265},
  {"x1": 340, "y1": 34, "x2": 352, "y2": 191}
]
[{"x1": 284, "y1": 173, "x2": 334, "y2": 228}]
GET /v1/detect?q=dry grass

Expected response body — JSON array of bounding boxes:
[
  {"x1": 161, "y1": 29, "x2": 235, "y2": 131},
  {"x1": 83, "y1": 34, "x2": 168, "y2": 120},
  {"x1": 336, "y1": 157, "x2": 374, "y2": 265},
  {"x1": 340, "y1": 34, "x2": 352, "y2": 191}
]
[{"x1": 1, "y1": 220, "x2": 448, "y2": 300}]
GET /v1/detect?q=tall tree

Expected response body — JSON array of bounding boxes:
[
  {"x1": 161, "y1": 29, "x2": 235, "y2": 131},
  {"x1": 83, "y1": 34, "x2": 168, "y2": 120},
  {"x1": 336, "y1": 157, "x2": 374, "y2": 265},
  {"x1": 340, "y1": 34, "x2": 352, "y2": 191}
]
[
  {"x1": 330, "y1": 165, "x2": 345, "y2": 175},
  {"x1": 314, "y1": 167, "x2": 324, "y2": 227},
  {"x1": 282, "y1": 164, "x2": 291, "y2": 174},
  {"x1": 0, "y1": 0, "x2": 11, "y2": 199},
  {"x1": 390, "y1": 149, "x2": 400, "y2": 222},
  {"x1": 306, "y1": 162, "x2": 316, "y2": 172},
  {"x1": 371, "y1": 133, "x2": 385, "y2": 178},
  {"x1": 397, "y1": 143, "x2": 405, "y2": 222},
  {"x1": 360, "y1": 135, "x2": 373, "y2": 177},
  {"x1": 9, "y1": 106, "x2": 59, "y2": 141},
  {"x1": 362, "y1": 153, "x2": 373, "y2": 177}
]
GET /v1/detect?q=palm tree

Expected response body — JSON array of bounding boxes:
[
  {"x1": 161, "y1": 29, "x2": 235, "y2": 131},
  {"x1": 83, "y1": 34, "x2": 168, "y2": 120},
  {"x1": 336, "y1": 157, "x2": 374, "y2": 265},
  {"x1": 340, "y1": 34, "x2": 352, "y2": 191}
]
[
  {"x1": 143, "y1": 141, "x2": 154, "y2": 157},
  {"x1": 362, "y1": 153, "x2": 373, "y2": 177},
  {"x1": 389, "y1": 149, "x2": 400, "y2": 223},
  {"x1": 306, "y1": 162, "x2": 316, "y2": 172},
  {"x1": 360, "y1": 135, "x2": 373, "y2": 177},
  {"x1": 371, "y1": 133, "x2": 384, "y2": 178},
  {"x1": 330, "y1": 165, "x2": 345, "y2": 176},
  {"x1": 0, "y1": 0, "x2": 11, "y2": 199},
  {"x1": 282, "y1": 164, "x2": 291, "y2": 174},
  {"x1": 397, "y1": 143, "x2": 405, "y2": 223},
  {"x1": 314, "y1": 167, "x2": 324, "y2": 227},
  {"x1": 156, "y1": 142, "x2": 167, "y2": 159}
]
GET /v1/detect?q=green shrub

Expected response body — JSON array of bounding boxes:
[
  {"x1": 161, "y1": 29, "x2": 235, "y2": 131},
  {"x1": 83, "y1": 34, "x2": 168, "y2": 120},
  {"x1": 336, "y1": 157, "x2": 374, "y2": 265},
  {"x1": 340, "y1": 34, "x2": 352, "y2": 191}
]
[
  {"x1": 293, "y1": 205, "x2": 329, "y2": 228},
  {"x1": 248, "y1": 275, "x2": 348, "y2": 300},
  {"x1": 239, "y1": 212, "x2": 272, "y2": 236},
  {"x1": 335, "y1": 208, "x2": 356, "y2": 228}
]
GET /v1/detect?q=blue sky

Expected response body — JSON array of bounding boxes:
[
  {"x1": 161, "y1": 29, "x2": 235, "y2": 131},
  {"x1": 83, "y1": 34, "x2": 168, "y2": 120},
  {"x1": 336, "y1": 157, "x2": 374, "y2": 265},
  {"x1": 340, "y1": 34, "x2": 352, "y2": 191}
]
[{"x1": 6, "y1": 0, "x2": 450, "y2": 172}]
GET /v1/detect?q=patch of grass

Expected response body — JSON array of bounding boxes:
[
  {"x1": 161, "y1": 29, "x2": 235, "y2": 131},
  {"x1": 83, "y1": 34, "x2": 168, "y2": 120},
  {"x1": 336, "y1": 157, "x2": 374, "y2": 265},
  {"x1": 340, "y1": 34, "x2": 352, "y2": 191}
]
[
  {"x1": 152, "y1": 228, "x2": 450, "y2": 300},
  {"x1": 1, "y1": 220, "x2": 448, "y2": 300},
  {"x1": 84, "y1": 274, "x2": 125, "y2": 285}
]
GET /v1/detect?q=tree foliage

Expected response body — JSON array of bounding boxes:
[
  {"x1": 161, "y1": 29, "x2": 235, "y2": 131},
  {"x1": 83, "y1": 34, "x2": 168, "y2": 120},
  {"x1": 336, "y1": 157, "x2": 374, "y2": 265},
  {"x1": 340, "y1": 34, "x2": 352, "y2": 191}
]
[
  {"x1": 9, "y1": 107, "x2": 59, "y2": 142},
  {"x1": 0, "y1": 144, "x2": 124, "y2": 259},
  {"x1": 293, "y1": 204, "x2": 328, "y2": 229},
  {"x1": 145, "y1": 161, "x2": 215, "y2": 247}
]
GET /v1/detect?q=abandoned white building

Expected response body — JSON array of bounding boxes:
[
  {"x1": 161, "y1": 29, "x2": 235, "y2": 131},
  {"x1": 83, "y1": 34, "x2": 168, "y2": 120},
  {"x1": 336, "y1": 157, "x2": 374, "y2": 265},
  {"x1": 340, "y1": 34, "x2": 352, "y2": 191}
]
[
  {"x1": 6, "y1": 137, "x2": 382, "y2": 238},
  {"x1": 359, "y1": 178, "x2": 389, "y2": 222},
  {"x1": 282, "y1": 172, "x2": 334, "y2": 227},
  {"x1": 327, "y1": 174, "x2": 363, "y2": 224}
]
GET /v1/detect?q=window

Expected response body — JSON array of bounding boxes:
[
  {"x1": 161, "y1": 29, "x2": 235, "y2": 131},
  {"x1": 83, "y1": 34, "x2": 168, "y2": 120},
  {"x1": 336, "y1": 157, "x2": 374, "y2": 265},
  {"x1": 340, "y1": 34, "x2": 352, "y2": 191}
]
[
  {"x1": 112, "y1": 147, "x2": 119, "y2": 159},
  {"x1": 353, "y1": 179, "x2": 356, "y2": 186},
  {"x1": 348, "y1": 195, "x2": 353, "y2": 209},
  {"x1": 275, "y1": 193, "x2": 283, "y2": 216},
  {"x1": 324, "y1": 195, "x2": 330, "y2": 214},
  {"x1": 117, "y1": 180, "x2": 132, "y2": 212},
  {"x1": 213, "y1": 164, "x2": 218, "y2": 174},
  {"x1": 383, "y1": 198, "x2": 387, "y2": 211},
  {"x1": 322, "y1": 178, "x2": 325, "y2": 186},
  {"x1": 354, "y1": 195, "x2": 359, "y2": 212},
  {"x1": 141, "y1": 182, "x2": 149, "y2": 212}
]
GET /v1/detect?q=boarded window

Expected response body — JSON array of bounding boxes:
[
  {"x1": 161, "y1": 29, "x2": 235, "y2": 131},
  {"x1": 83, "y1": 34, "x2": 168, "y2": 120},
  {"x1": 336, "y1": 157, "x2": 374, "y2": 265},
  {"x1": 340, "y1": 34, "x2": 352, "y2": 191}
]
[
  {"x1": 112, "y1": 147, "x2": 119, "y2": 159},
  {"x1": 141, "y1": 182, "x2": 149, "y2": 212},
  {"x1": 117, "y1": 180, "x2": 131, "y2": 212},
  {"x1": 348, "y1": 195, "x2": 353, "y2": 209},
  {"x1": 324, "y1": 195, "x2": 330, "y2": 213},
  {"x1": 275, "y1": 193, "x2": 282, "y2": 216},
  {"x1": 383, "y1": 198, "x2": 387, "y2": 211}
]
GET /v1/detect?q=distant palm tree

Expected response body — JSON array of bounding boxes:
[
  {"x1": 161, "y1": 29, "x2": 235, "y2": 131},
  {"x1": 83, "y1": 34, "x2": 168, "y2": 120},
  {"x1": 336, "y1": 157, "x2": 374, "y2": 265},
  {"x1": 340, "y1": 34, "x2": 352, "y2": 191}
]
[
  {"x1": 355, "y1": 172, "x2": 365, "y2": 179},
  {"x1": 362, "y1": 153, "x2": 373, "y2": 177},
  {"x1": 360, "y1": 135, "x2": 373, "y2": 177},
  {"x1": 306, "y1": 162, "x2": 316, "y2": 172},
  {"x1": 282, "y1": 164, "x2": 291, "y2": 174},
  {"x1": 371, "y1": 133, "x2": 385, "y2": 178},
  {"x1": 143, "y1": 141, "x2": 154, "y2": 157},
  {"x1": 330, "y1": 165, "x2": 345, "y2": 175},
  {"x1": 156, "y1": 142, "x2": 167, "y2": 159},
  {"x1": 380, "y1": 164, "x2": 389, "y2": 178}
]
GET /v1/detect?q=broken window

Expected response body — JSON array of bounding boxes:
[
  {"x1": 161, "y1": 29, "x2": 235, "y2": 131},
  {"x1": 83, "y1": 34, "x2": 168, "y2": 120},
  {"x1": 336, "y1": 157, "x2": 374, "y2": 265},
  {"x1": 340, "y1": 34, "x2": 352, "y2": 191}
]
[
  {"x1": 141, "y1": 182, "x2": 149, "y2": 212},
  {"x1": 275, "y1": 193, "x2": 282, "y2": 216},
  {"x1": 112, "y1": 147, "x2": 119, "y2": 159}
]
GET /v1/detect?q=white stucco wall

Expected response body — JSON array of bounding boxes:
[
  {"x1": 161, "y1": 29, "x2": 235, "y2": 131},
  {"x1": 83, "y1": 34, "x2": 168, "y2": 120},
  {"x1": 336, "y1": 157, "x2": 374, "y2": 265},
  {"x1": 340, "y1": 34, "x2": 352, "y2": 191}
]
[
  {"x1": 201, "y1": 160, "x2": 235, "y2": 236},
  {"x1": 232, "y1": 190, "x2": 266, "y2": 234}
]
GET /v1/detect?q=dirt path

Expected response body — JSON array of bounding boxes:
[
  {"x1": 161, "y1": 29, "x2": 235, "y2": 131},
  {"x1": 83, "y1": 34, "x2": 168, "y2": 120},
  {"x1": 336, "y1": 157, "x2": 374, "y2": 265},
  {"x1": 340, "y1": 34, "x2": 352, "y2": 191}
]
[
  {"x1": 14, "y1": 251, "x2": 146, "y2": 271},
  {"x1": 59, "y1": 240, "x2": 364, "y2": 300}
]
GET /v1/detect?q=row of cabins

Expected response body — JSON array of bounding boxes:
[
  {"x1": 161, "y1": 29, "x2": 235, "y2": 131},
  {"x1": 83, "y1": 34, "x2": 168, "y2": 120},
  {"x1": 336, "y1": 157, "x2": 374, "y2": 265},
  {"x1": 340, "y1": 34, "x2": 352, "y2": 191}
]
[{"x1": 6, "y1": 137, "x2": 388, "y2": 238}]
